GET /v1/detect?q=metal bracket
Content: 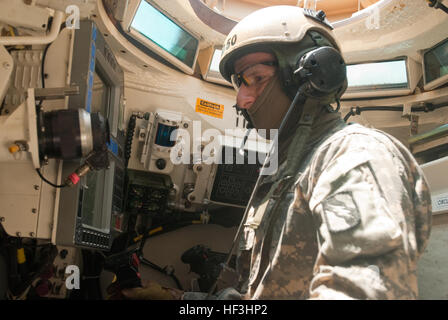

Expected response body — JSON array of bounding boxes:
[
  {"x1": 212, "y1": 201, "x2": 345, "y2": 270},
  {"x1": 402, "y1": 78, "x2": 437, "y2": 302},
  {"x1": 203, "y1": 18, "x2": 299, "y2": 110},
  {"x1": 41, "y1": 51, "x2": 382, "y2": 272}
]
[
  {"x1": 410, "y1": 114, "x2": 419, "y2": 136},
  {"x1": 188, "y1": 163, "x2": 212, "y2": 204},
  {"x1": 402, "y1": 102, "x2": 421, "y2": 136},
  {"x1": 34, "y1": 86, "x2": 80, "y2": 100},
  {"x1": 402, "y1": 102, "x2": 413, "y2": 119},
  {"x1": 0, "y1": 45, "x2": 13, "y2": 105},
  {"x1": 26, "y1": 89, "x2": 41, "y2": 169}
]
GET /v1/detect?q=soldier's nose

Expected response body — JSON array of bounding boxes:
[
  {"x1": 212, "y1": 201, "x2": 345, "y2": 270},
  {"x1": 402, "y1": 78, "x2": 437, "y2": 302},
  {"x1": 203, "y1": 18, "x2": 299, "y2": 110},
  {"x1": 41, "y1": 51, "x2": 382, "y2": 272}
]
[{"x1": 237, "y1": 86, "x2": 256, "y2": 110}]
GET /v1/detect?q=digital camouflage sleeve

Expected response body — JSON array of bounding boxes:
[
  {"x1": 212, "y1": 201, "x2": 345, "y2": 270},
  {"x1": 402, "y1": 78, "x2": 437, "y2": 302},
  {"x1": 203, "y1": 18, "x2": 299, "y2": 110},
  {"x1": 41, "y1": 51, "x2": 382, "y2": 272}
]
[{"x1": 304, "y1": 124, "x2": 432, "y2": 299}]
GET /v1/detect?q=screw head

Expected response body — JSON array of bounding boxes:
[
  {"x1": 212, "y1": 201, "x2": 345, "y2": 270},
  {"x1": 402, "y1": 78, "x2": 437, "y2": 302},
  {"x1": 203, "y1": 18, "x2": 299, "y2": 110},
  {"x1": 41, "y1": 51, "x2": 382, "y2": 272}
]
[
  {"x1": 29, "y1": 232, "x2": 35, "y2": 237},
  {"x1": 317, "y1": 10, "x2": 326, "y2": 21},
  {"x1": 183, "y1": 123, "x2": 189, "y2": 128},
  {"x1": 0, "y1": 217, "x2": 5, "y2": 222},
  {"x1": 34, "y1": 185, "x2": 40, "y2": 190},
  {"x1": 32, "y1": 208, "x2": 37, "y2": 214}
]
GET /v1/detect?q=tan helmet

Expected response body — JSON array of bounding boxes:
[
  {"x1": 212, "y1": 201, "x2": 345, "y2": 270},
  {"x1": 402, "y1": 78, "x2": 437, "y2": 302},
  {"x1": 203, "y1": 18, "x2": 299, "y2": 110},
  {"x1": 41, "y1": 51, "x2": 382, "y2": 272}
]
[{"x1": 219, "y1": 6, "x2": 342, "y2": 94}]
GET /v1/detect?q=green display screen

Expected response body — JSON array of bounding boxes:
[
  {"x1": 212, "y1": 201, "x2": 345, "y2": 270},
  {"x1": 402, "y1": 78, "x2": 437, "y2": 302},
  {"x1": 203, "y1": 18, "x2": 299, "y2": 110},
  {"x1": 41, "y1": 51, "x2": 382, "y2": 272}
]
[
  {"x1": 425, "y1": 39, "x2": 448, "y2": 84},
  {"x1": 130, "y1": 0, "x2": 199, "y2": 68},
  {"x1": 347, "y1": 59, "x2": 408, "y2": 90}
]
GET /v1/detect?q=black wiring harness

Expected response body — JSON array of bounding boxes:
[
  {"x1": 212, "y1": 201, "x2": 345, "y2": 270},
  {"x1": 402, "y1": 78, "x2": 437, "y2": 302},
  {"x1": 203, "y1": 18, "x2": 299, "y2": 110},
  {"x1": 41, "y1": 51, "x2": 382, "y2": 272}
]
[
  {"x1": 35, "y1": 168, "x2": 67, "y2": 188},
  {"x1": 427, "y1": 0, "x2": 448, "y2": 14},
  {"x1": 124, "y1": 112, "x2": 150, "y2": 168},
  {"x1": 343, "y1": 102, "x2": 448, "y2": 122}
]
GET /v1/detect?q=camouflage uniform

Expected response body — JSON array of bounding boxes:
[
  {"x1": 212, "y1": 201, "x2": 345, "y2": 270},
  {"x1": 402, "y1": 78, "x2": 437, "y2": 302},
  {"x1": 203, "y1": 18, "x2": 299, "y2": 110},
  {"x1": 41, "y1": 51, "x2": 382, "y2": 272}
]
[{"x1": 184, "y1": 107, "x2": 432, "y2": 300}]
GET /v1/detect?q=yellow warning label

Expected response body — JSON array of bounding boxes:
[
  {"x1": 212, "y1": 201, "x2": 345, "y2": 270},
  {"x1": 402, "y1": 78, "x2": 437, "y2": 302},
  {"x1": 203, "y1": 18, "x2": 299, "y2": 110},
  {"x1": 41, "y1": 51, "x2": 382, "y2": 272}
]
[{"x1": 195, "y1": 98, "x2": 224, "y2": 119}]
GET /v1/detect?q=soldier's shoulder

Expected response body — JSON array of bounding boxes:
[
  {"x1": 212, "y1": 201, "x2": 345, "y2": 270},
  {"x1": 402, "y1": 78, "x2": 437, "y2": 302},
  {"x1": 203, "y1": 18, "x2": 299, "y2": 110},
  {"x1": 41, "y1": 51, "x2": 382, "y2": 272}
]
[
  {"x1": 308, "y1": 123, "x2": 412, "y2": 171},
  {"x1": 322, "y1": 123, "x2": 403, "y2": 152}
]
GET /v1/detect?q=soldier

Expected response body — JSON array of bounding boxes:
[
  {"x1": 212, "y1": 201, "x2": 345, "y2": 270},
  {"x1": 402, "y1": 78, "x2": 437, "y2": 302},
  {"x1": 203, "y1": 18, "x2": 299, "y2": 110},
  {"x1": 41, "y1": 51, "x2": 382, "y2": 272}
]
[{"x1": 123, "y1": 6, "x2": 432, "y2": 300}]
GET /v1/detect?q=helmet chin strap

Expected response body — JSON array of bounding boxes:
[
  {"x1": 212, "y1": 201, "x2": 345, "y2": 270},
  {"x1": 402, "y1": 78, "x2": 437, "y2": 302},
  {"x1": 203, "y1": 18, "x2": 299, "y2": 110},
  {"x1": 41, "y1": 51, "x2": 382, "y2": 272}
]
[
  {"x1": 277, "y1": 86, "x2": 307, "y2": 139},
  {"x1": 233, "y1": 104, "x2": 254, "y2": 129},
  {"x1": 236, "y1": 86, "x2": 320, "y2": 158},
  {"x1": 236, "y1": 45, "x2": 346, "y2": 166},
  {"x1": 235, "y1": 45, "x2": 346, "y2": 134},
  {"x1": 234, "y1": 104, "x2": 253, "y2": 160}
]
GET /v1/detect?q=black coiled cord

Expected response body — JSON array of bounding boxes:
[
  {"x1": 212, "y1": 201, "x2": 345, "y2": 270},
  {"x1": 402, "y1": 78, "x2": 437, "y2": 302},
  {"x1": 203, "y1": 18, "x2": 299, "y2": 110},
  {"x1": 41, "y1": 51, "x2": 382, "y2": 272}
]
[{"x1": 124, "y1": 114, "x2": 137, "y2": 168}]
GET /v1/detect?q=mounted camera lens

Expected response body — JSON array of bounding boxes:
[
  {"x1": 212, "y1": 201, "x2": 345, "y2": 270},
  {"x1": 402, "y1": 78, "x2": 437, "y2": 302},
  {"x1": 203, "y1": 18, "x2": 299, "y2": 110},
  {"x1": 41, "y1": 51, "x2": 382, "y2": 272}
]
[{"x1": 38, "y1": 109, "x2": 110, "y2": 161}]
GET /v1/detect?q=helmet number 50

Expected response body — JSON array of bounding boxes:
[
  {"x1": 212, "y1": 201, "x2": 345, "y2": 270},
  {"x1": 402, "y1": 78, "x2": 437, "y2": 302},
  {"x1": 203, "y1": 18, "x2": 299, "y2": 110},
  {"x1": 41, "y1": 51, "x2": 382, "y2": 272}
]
[{"x1": 226, "y1": 34, "x2": 238, "y2": 51}]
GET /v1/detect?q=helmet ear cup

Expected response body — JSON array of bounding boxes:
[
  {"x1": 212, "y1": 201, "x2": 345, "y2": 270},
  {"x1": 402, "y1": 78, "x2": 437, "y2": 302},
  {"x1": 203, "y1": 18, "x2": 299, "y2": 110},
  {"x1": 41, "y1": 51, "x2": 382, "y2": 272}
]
[
  {"x1": 293, "y1": 46, "x2": 347, "y2": 99},
  {"x1": 268, "y1": 31, "x2": 342, "y2": 99}
]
